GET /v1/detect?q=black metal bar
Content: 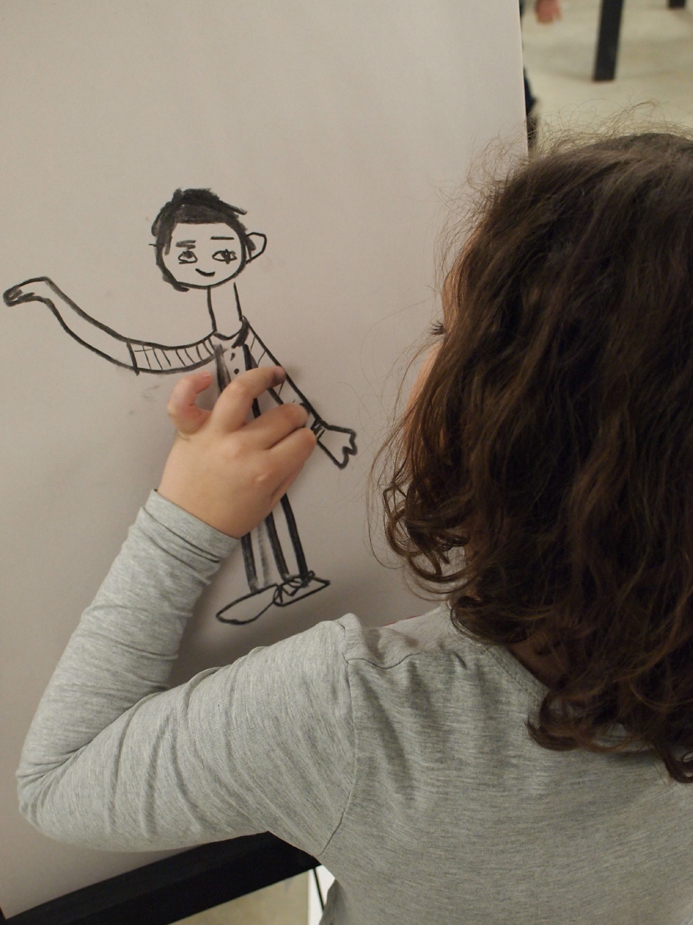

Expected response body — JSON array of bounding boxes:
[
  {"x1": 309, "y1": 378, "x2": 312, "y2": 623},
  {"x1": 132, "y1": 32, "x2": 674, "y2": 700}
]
[
  {"x1": 593, "y1": 0, "x2": 625, "y2": 81},
  {"x1": 5, "y1": 834, "x2": 318, "y2": 925}
]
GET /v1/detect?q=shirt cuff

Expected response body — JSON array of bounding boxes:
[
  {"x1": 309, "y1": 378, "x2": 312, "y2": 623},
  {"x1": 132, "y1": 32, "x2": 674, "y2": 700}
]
[{"x1": 145, "y1": 490, "x2": 238, "y2": 561}]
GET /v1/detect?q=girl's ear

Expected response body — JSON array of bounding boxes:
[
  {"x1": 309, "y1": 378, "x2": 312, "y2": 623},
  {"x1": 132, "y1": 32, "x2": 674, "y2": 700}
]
[{"x1": 246, "y1": 232, "x2": 267, "y2": 261}]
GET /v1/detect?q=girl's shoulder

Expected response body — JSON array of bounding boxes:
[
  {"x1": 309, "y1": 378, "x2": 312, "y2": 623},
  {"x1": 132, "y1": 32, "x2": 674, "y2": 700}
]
[{"x1": 334, "y1": 606, "x2": 463, "y2": 670}]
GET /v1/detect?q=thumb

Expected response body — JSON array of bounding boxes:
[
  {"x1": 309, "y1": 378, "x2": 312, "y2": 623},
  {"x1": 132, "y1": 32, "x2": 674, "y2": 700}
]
[{"x1": 167, "y1": 369, "x2": 213, "y2": 436}]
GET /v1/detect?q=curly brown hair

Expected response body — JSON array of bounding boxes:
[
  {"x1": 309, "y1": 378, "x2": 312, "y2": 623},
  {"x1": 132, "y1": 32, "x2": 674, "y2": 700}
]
[{"x1": 379, "y1": 129, "x2": 693, "y2": 783}]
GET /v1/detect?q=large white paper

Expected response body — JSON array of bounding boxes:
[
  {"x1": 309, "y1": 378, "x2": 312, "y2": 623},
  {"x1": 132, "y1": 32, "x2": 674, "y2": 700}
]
[{"x1": 0, "y1": 0, "x2": 524, "y2": 914}]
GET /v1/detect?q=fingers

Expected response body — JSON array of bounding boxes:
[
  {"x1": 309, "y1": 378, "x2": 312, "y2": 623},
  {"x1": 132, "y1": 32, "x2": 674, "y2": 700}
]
[
  {"x1": 267, "y1": 427, "x2": 318, "y2": 503},
  {"x1": 167, "y1": 369, "x2": 213, "y2": 435},
  {"x1": 211, "y1": 366, "x2": 286, "y2": 433},
  {"x1": 159, "y1": 367, "x2": 318, "y2": 537},
  {"x1": 240, "y1": 401, "x2": 310, "y2": 449},
  {"x1": 168, "y1": 367, "x2": 299, "y2": 442},
  {"x1": 168, "y1": 366, "x2": 311, "y2": 451}
]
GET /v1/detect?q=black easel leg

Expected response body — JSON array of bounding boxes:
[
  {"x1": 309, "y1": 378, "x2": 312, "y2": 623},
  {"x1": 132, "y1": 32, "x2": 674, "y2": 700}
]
[{"x1": 593, "y1": 0, "x2": 625, "y2": 81}]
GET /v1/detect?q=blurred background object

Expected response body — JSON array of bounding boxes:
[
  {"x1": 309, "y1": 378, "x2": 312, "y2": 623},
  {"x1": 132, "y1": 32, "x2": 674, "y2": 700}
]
[
  {"x1": 522, "y1": 0, "x2": 693, "y2": 145},
  {"x1": 521, "y1": 0, "x2": 563, "y2": 148}
]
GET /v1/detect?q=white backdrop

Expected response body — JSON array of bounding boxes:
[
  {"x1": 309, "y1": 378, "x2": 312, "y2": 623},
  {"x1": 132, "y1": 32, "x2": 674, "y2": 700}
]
[{"x1": 0, "y1": 0, "x2": 524, "y2": 915}]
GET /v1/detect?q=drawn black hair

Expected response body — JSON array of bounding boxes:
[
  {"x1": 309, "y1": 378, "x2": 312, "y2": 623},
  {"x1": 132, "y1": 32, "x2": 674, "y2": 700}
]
[{"x1": 151, "y1": 188, "x2": 259, "y2": 291}]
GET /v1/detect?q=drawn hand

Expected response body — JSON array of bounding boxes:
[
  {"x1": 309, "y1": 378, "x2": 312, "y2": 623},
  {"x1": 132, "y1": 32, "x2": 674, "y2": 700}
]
[
  {"x1": 158, "y1": 366, "x2": 317, "y2": 538},
  {"x1": 312, "y1": 421, "x2": 358, "y2": 469},
  {"x1": 3, "y1": 277, "x2": 54, "y2": 307}
]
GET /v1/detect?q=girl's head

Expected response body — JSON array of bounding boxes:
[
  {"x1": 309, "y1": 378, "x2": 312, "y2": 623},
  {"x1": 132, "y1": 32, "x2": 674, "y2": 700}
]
[{"x1": 382, "y1": 129, "x2": 693, "y2": 783}]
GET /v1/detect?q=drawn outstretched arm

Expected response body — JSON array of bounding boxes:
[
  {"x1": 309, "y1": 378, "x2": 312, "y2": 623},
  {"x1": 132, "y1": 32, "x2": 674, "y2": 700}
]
[
  {"x1": 3, "y1": 277, "x2": 216, "y2": 375},
  {"x1": 4, "y1": 277, "x2": 138, "y2": 369},
  {"x1": 244, "y1": 322, "x2": 357, "y2": 469}
]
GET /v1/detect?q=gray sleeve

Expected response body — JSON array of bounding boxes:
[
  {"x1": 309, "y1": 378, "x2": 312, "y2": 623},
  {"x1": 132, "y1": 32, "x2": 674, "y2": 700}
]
[{"x1": 16, "y1": 492, "x2": 355, "y2": 857}]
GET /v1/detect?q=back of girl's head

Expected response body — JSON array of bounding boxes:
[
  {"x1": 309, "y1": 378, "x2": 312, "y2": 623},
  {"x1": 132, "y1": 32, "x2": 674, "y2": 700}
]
[{"x1": 381, "y1": 128, "x2": 693, "y2": 783}]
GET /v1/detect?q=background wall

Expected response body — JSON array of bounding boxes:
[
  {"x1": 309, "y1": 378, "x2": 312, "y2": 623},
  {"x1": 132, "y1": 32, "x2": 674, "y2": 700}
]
[{"x1": 0, "y1": 0, "x2": 524, "y2": 916}]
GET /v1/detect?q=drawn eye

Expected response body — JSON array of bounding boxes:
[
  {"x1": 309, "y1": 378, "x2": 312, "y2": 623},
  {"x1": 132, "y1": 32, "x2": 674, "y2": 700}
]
[
  {"x1": 178, "y1": 249, "x2": 197, "y2": 264},
  {"x1": 429, "y1": 321, "x2": 446, "y2": 337},
  {"x1": 212, "y1": 249, "x2": 237, "y2": 263}
]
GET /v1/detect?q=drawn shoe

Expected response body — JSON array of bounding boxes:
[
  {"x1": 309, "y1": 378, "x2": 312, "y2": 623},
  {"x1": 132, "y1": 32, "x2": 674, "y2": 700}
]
[
  {"x1": 215, "y1": 585, "x2": 278, "y2": 624},
  {"x1": 272, "y1": 572, "x2": 330, "y2": 607}
]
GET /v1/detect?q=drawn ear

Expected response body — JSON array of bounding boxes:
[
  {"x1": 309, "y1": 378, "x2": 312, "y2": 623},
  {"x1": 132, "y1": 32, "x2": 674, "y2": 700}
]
[{"x1": 246, "y1": 232, "x2": 267, "y2": 261}]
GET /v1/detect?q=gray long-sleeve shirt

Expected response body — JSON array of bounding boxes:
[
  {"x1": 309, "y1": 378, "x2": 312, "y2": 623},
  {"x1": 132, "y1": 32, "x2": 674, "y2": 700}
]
[{"x1": 17, "y1": 491, "x2": 693, "y2": 925}]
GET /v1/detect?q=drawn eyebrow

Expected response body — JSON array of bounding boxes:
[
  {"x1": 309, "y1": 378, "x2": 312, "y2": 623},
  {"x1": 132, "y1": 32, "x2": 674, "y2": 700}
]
[
  {"x1": 210, "y1": 236, "x2": 235, "y2": 240},
  {"x1": 176, "y1": 240, "x2": 196, "y2": 247}
]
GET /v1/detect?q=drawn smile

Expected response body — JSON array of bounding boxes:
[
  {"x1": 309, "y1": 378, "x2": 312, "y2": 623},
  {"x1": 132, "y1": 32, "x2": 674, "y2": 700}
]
[{"x1": 195, "y1": 269, "x2": 216, "y2": 277}]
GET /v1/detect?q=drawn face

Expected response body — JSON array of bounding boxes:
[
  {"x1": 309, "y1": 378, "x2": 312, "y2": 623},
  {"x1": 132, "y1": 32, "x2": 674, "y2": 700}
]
[{"x1": 162, "y1": 222, "x2": 244, "y2": 289}]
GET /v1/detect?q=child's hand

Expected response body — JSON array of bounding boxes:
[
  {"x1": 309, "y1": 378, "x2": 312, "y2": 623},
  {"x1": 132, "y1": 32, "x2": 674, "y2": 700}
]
[{"x1": 158, "y1": 366, "x2": 317, "y2": 538}]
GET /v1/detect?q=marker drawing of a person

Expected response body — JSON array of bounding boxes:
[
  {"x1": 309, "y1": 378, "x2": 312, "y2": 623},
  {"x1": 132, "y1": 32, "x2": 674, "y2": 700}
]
[{"x1": 4, "y1": 188, "x2": 357, "y2": 624}]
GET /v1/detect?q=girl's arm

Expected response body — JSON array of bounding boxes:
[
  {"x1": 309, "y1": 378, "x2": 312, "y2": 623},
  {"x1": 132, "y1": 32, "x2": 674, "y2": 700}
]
[
  {"x1": 17, "y1": 491, "x2": 353, "y2": 852},
  {"x1": 17, "y1": 368, "x2": 352, "y2": 853}
]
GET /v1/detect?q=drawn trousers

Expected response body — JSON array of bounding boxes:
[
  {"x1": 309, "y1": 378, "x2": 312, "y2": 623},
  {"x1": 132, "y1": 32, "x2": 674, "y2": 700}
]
[{"x1": 214, "y1": 344, "x2": 311, "y2": 595}]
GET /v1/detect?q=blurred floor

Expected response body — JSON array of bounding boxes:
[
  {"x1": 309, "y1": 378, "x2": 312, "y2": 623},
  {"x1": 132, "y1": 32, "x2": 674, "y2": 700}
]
[
  {"x1": 172, "y1": 2, "x2": 692, "y2": 923},
  {"x1": 522, "y1": 0, "x2": 693, "y2": 136}
]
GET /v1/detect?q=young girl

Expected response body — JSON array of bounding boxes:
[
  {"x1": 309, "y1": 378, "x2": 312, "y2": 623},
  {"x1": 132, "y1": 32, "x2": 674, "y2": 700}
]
[{"x1": 17, "y1": 131, "x2": 693, "y2": 924}]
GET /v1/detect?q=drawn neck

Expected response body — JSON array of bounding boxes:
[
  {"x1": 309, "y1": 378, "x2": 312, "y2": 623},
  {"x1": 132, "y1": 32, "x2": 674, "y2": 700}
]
[
  {"x1": 206, "y1": 288, "x2": 217, "y2": 332},
  {"x1": 207, "y1": 283, "x2": 245, "y2": 339}
]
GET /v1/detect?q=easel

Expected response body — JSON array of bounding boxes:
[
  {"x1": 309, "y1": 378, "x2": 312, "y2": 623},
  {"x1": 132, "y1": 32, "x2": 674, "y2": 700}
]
[
  {"x1": 594, "y1": 0, "x2": 687, "y2": 81},
  {"x1": 0, "y1": 835, "x2": 318, "y2": 925}
]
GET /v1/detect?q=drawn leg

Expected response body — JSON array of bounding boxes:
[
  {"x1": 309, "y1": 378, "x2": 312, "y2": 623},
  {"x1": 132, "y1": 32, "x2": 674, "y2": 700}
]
[
  {"x1": 215, "y1": 495, "x2": 329, "y2": 623},
  {"x1": 271, "y1": 494, "x2": 329, "y2": 608},
  {"x1": 215, "y1": 347, "x2": 277, "y2": 623},
  {"x1": 216, "y1": 522, "x2": 280, "y2": 624},
  {"x1": 213, "y1": 344, "x2": 329, "y2": 623}
]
